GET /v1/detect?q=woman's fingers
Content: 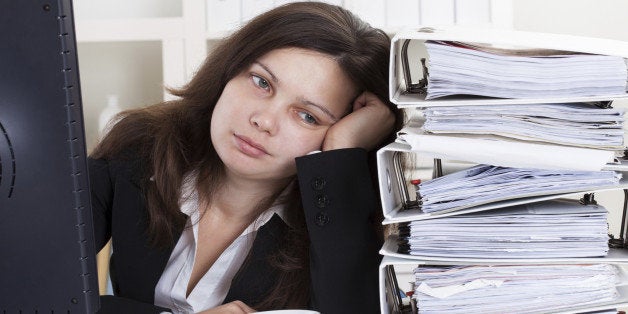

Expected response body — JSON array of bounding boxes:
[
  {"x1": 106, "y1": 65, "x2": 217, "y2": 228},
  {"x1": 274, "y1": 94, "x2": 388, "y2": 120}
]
[{"x1": 323, "y1": 91, "x2": 395, "y2": 151}]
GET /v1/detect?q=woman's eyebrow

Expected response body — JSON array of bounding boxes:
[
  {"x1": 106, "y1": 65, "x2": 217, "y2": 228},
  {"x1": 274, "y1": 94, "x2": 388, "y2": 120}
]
[
  {"x1": 299, "y1": 98, "x2": 339, "y2": 122},
  {"x1": 253, "y1": 61, "x2": 278, "y2": 83}
]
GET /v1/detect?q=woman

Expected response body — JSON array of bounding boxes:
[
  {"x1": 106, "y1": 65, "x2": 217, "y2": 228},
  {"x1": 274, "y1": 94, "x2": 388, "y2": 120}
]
[{"x1": 89, "y1": 2, "x2": 401, "y2": 313}]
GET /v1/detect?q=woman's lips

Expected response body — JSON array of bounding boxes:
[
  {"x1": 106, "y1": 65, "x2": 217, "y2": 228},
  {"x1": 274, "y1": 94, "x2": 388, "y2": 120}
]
[{"x1": 234, "y1": 134, "x2": 269, "y2": 157}]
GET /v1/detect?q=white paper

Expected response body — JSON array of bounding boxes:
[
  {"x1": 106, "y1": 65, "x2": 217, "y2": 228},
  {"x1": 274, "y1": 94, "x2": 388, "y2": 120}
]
[
  {"x1": 416, "y1": 278, "x2": 504, "y2": 299},
  {"x1": 421, "y1": 103, "x2": 625, "y2": 149},
  {"x1": 398, "y1": 199, "x2": 610, "y2": 259},
  {"x1": 413, "y1": 164, "x2": 621, "y2": 214},
  {"x1": 412, "y1": 264, "x2": 620, "y2": 313},
  {"x1": 424, "y1": 40, "x2": 628, "y2": 100}
]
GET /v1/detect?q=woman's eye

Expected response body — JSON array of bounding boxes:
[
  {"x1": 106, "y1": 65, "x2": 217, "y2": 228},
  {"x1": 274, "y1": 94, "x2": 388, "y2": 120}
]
[
  {"x1": 252, "y1": 75, "x2": 270, "y2": 91},
  {"x1": 297, "y1": 111, "x2": 318, "y2": 125}
]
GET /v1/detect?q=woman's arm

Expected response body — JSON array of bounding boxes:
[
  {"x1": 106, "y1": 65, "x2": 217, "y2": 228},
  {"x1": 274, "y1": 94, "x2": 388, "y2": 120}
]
[
  {"x1": 296, "y1": 148, "x2": 382, "y2": 314},
  {"x1": 295, "y1": 90, "x2": 394, "y2": 313}
]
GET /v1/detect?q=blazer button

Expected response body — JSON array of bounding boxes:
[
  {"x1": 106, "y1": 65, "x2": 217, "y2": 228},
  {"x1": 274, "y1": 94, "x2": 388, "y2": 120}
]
[
  {"x1": 316, "y1": 211, "x2": 330, "y2": 226},
  {"x1": 315, "y1": 194, "x2": 329, "y2": 208},
  {"x1": 311, "y1": 177, "x2": 326, "y2": 190}
]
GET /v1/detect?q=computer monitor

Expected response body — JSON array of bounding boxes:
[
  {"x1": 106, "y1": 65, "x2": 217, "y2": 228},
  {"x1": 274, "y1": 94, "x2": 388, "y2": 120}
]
[{"x1": 0, "y1": 0, "x2": 100, "y2": 312}]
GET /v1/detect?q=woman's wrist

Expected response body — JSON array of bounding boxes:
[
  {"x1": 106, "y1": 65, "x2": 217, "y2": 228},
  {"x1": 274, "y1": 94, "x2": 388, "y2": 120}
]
[{"x1": 321, "y1": 136, "x2": 359, "y2": 151}]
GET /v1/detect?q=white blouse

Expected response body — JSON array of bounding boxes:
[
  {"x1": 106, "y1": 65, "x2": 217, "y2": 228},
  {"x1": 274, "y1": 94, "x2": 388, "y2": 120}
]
[{"x1": 154, "y1": 177, "x2": 289, "y2": 314}]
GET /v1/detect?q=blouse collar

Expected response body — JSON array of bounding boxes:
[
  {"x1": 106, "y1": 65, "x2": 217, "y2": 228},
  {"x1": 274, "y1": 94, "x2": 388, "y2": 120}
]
[{"x1": 179, "y1": 173, "x2": 293, "y2": 230}]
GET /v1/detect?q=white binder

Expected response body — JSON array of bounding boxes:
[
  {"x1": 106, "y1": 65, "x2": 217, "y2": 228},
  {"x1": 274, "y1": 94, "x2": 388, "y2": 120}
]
[
  {"x1": 389, "y1": 26, "x2": 628, "y2": 107},
  {"x1": 380, "y1": 234, "x2": 628, "y2": 264},
  {"x1": 379, "y1": 255, "x2": 628, "y2": 314},
  {"x1": 376, "y1": 142, "x2": 628, "y2": 224}
]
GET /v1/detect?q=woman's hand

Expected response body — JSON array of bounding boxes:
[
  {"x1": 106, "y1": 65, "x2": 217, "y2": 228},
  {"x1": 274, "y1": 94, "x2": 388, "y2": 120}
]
[
  {"x1": 196, "y1": 301, "x2": 256, "y2": 314},
  {"x1": 322, "y1": 91, "x2": 395, "y2": 151}
]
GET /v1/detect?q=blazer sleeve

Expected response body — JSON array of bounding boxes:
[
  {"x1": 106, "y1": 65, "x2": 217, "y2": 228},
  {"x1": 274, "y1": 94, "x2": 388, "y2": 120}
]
[
  {"x1": 295, "y1": 148, "x2": 382, "y2": 314},
  {"x1": 88, "y1": 157, "x2": 114, "y2": 252}
]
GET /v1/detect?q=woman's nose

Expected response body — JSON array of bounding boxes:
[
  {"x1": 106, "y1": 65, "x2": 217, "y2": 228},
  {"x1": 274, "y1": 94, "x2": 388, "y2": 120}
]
[{"x1": 250, "y1": 108, "x2": 277, "y2": 135}]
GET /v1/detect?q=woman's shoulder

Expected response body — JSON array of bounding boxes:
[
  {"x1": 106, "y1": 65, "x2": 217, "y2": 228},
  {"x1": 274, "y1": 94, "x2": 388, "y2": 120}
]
[{"x1": 89, "y1": 146, "x2": 151, "y2": 185}]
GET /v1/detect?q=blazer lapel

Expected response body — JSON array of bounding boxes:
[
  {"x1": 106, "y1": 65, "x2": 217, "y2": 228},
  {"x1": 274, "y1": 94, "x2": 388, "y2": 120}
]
[{"x1": 223, "y1": 214, "x2": 289, "y2": 305}]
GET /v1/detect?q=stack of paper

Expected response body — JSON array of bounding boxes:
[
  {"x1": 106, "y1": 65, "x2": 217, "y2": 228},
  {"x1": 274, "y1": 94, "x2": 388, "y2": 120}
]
[
  {"x1": 424, "y1": 40, "x2": 628, "y2": 100},
  {"x1": 380, "y1": 28, "x2": 628, "y2": 314},
  {"x1": 397, "y1": 199, "x2": 609, "y2": 259},
  {"x1": 416, "y1": 164, "x2": 621, "y2": 214},
  {"x1": 421, "y1": 103, "x2": 625, "y2": 149},
  {"x1": 412, "y1": 264, "x2": 620, "y2": 314}
]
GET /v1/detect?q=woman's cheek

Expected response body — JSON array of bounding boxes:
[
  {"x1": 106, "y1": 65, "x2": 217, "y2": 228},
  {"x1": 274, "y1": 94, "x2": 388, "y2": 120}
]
[{"x1": 283, "y1": 124, "x2": 328, "y2": 156}]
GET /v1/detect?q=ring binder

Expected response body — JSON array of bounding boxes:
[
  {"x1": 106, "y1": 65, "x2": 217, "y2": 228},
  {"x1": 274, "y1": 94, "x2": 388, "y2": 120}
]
[
  {"x1": 389, "y1": 27, "x2": 628, "y2": 107},
  {"x1": 609, "y1": 189, "x2": 628, "y2": 249},
  {"x1": 393, "y1": 151, "x2": 419, "y2": 210},
  {"x1": 391, "y1": 149, "x2": 446, "y2": 212},
  {"x1": 384, "y1": 265, "x2": 415, "y2": 314}
]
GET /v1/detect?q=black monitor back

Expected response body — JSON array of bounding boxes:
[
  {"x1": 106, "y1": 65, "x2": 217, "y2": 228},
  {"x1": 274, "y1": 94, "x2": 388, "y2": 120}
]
[{"x1": 0, "y1": 0, "x2": 99, "y2": 312}]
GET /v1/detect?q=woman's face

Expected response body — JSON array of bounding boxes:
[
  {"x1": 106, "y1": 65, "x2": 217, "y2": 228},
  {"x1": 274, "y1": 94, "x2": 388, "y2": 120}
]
[{"x1": 211, "y1": 48, "x2": 357, "y2": 183}]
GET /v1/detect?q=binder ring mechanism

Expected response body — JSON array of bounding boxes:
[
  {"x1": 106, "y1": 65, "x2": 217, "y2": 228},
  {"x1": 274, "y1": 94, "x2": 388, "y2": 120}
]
[
  {"x1": 608, "y1": 149, "x2": 628, "y2": 249},
  {"x1": 401, "y1": 39, "x2": 428, "y2": 95},
  {"x1": 607, "y1": 189, "x2": 628, "y2": 249},
  {"x1": 393, "y1": 151, "x2": 418, "y2": 210},
  {"x1": 393, "y1": 152, "x2": 442, "y2": 211}
]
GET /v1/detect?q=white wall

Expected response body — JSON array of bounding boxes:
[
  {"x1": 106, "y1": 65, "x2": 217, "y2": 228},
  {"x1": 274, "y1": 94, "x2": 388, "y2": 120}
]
[
  {"x1": 512, "y1": 0, "x2": 628, "y2": 41},
  {"x1": 78, "y1": 41, "x2": 164, "y2": 151},
  {"x1": 73, "y1": 0, "x2": 181, "y2": 19}
]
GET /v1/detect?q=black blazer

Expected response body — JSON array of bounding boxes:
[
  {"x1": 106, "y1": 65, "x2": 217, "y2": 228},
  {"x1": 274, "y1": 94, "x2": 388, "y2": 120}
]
[{"x1": 88, "y1": 148, "x2": 381, "y2": 314}]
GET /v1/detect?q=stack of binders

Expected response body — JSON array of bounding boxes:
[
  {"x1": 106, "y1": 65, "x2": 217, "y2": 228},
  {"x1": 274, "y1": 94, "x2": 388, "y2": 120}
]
[{"x1": 377, "y1": 26, "x2": 628, "y2": 314}]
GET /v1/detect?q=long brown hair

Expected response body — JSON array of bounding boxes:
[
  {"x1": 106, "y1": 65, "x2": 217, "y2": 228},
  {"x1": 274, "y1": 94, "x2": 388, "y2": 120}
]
[{"x1": 91, "y1": 1, "x2": 401, "y2": 309}]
